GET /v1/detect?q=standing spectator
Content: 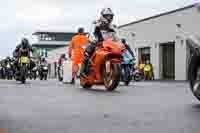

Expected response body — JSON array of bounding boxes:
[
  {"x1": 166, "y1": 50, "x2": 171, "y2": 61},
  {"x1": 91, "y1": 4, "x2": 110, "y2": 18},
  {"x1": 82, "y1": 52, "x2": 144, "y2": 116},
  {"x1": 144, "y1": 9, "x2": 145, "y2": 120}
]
[{"x1": 68, "y1": 27, "x2": 89, "y2": 84}]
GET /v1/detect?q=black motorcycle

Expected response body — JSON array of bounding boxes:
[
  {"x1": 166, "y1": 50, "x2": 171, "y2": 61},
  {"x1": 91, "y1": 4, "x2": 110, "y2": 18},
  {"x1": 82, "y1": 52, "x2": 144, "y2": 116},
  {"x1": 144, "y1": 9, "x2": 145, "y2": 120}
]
[
  {"x1": 39, "y1": 63, "x2": 48, "y2": 80},
  {"x1": 188, "y1": 36, "x2": 200, "y2": 101},
  {"x1": 18, "y1": 56, "x2": 29, "y2": 84},
  {"x1": 28, "y1": 66, "x2": 37, "y2": 80},
  {"x1": 16, "y1": 49, "x2": 31, "y2": 84},
  {"x1": 0, "y1": 66, "x2": 6, "y2": 79},
  {"x1": 5, "y1": 63, "x2": 14, "y2": 80},
  {"x1": 31, "y1": 66, "x2": 38, "y2": 80}
]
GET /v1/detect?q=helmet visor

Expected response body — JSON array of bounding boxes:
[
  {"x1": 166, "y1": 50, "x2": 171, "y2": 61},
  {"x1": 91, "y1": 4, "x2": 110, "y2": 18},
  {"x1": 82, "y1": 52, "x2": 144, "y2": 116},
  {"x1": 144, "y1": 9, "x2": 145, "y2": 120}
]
[{"x1": 103, "y1": 14, "x2": 113, "y2": 22}]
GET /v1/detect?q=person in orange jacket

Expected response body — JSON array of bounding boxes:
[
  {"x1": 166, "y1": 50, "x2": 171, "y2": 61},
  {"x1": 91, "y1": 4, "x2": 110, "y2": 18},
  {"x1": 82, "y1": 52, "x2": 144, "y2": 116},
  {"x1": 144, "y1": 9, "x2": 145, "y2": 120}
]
[{"x1": 68, "y1": 27, "x2": 89, "y2": 84}]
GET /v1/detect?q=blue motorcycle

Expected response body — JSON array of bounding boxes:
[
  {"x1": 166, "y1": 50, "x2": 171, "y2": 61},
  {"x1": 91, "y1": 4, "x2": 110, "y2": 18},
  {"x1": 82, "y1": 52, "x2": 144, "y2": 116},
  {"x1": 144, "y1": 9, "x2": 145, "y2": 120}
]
[{"x1": 121, "y1": 50, "x2": 135, "y2": 85}]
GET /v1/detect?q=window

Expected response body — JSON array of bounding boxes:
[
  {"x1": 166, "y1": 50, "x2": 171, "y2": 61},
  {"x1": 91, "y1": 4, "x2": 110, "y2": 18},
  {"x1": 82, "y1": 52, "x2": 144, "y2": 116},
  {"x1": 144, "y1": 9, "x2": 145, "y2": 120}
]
[
  {"x1": 45, "y1": 49, "x2": 48, "y2": 57},
  {"x1": 138, "y1": 47, "x2": 151, "y2": 63}
]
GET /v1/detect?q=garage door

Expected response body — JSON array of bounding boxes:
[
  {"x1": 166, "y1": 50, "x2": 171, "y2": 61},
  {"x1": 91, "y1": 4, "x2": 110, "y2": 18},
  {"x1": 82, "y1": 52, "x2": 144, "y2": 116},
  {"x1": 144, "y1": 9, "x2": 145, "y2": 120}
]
[{"x1": 161, "y1": 42, "x2": 175, "y2": 79}]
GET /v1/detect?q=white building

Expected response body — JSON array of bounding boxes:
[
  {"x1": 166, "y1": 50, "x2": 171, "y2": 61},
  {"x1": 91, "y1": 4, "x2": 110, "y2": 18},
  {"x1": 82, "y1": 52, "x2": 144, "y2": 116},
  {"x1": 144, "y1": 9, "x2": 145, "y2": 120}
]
[
  {"x1": 32, "y1": 31, "x2": 75, "y2": 78},
  {"x1": 119, "y1": 4, "x2": 200, "y2": 80}
]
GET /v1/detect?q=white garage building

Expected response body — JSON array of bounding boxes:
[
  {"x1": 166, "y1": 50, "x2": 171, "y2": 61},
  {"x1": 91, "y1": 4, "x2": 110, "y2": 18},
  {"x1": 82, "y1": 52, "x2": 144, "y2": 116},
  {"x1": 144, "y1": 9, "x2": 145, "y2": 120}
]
[{"x1": 119, "y1": 4, "x2": 200, "y2": 80}]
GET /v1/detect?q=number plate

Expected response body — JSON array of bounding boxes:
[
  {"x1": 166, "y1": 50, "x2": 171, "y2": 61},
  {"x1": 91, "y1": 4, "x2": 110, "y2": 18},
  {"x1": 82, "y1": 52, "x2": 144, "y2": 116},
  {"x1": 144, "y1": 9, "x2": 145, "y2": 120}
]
[{"x1": 20, "y1": 57, "x2": 29, "y2": 64}]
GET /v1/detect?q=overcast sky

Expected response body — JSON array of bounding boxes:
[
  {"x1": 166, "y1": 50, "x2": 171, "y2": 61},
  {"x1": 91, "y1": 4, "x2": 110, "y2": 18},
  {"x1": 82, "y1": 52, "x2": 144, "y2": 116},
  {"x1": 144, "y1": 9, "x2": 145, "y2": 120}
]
[{"x1": 0, "y1": 0, "x2": 196, "y2": 57}]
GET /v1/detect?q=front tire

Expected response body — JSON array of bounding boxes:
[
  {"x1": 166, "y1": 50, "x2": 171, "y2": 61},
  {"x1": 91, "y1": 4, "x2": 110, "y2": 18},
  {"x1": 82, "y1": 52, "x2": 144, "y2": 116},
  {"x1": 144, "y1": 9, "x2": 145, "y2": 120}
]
[
  {"x1": 80, "y1": 74, "x2": 93, "y2": 89},
  {"x1": 44, "y1": 73, "x2": 47, "y2": 80},
  {"x1": 20, "y1": 65, "x2": 27, "y2": 84},
  {"x1": 124, "y1": 66, "x2": 131, "y2": 86},
  {"x1": 81, "y1": 83, "x2": 93, "y2": 89},
  {"x1": 188, "y1": 55, "x2": 200, "y2": 101},
  {"x1": 58, "y1": 68, "x2": 63, "y2": 81},
  {"x1": 102, "y1": 61, "x2": 121, "y2": 91},
  {"x1": 33, "y1": 73, "x2": 37, "y2": 80}
]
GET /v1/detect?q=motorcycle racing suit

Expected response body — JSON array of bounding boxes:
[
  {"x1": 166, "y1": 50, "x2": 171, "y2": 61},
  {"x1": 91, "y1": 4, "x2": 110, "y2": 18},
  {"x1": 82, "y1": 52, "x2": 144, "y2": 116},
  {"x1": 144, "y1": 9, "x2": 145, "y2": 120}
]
[
  {"x1": 80, "y1": 8, "x2": 116, "y2": 77},
  {"x1": 13, "y1": 38, "x2": 35, "y2": 77}
]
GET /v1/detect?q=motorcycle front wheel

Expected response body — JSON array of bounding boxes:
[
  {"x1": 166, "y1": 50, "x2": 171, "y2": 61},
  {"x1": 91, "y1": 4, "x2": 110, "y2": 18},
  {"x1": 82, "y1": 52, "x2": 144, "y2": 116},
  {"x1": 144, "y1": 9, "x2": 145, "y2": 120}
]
[
  {"x1": 58, "y1": 68, "x2": 63, "y2": 81},
  {"x1": 44, "y1": 73, "x2": 48, "y2": 80},
  {"x1": 188, "y1": 55, "x2": 200, "y2": 101},
  {"x1": 20, "y1": 65, "x2": 27, "y2": 84},
  {"x1": 33, "y1": 73, "x2": 37, "y2": 80},
  {"x1": 124, "y1": 66, "x2": 131, "y2": 86},
  {"x1": 102, "y1": 60, "x2": 121, "y2": 91}
]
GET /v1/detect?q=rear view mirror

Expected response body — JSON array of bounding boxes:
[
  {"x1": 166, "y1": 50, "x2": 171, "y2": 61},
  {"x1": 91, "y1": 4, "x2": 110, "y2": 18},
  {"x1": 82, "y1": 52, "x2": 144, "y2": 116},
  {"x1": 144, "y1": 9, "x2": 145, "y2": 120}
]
[{"x1": 86, "y1": 33, "x2": 90, "y2": 38}]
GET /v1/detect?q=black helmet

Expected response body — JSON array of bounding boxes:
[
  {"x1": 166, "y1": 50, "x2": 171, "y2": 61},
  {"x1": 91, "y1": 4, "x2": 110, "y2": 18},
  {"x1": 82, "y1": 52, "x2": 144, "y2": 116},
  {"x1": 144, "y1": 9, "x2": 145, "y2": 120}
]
[
  {"x1": 78, "y1": 27, "x2": 84, "y2": 33},
  {"x1": 21, "y1": 38, "x2": 29, "y2": 48},
  {"x1": 41, "y1": 56, "x2": 46, "y2": 62},
  {"x1": 121, "y1": 38, "x2": 126, "y2": 44}
]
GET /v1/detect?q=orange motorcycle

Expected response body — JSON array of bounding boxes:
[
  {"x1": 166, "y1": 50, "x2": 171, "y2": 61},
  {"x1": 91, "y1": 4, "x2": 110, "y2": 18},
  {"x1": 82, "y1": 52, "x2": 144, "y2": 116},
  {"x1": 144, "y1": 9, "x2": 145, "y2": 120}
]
[{"x1": 80, "y1": 33, "x2": 125, "y2": 91}]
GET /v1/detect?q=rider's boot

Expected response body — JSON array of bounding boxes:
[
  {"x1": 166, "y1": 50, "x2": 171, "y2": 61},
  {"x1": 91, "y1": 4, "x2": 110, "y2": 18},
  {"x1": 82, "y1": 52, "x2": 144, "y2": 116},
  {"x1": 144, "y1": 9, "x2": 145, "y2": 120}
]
[
  {"x1": 80, "y1": 54, "x2": 90, "y2": 78},
  {"x1": 80, "y1": 42, "x2": 96, "y2": 78}
]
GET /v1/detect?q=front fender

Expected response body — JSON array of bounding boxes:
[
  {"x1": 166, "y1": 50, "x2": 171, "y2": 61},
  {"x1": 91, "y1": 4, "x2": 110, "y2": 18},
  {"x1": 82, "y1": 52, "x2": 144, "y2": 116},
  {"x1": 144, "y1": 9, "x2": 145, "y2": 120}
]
[{"x1": 187, "y1": 35, "x2": 200, "y2": 49}]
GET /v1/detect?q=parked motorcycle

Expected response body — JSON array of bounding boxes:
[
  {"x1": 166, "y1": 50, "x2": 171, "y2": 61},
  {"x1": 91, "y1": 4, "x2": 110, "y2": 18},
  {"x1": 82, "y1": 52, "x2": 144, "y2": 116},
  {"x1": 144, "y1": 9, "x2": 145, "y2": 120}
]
[
  {"x1": 39, "y1": 63, "x2": 48, "y2": 80},
  {"x1": 120, "y1": 50, "x2": 135, "y2": 85},
  {"x1": 133, "y1": 69, "x2": 144, "y2": 81},
  {"x1": 80, "y1": 31, "x2": 125, "y2": 91}
]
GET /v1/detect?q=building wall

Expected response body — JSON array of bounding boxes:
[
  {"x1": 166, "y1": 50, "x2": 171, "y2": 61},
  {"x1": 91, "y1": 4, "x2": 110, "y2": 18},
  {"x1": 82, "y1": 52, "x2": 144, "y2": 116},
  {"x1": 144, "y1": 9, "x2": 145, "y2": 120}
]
[
  {"x1": 119, "y1": 6, "x2": 200, "y2": 80},
  {"x1": 47, "y1": 46, "x2": 68, "y2": 63}
]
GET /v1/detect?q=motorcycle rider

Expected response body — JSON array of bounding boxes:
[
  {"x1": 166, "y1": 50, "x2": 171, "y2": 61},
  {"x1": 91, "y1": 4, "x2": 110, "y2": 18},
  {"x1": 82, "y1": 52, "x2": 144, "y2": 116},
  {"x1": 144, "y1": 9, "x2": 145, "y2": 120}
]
[
  {"x1": 38, "y1": 56, "x2": 48, "y2": 71},
  {"x1": 121, "y1": 39, "x2": 135, "y2": 59},
  {"x1": 57, "y1": 53, "x2": 67, "y2": 81},
  {"x1": 0, "y1": 59, "x2": 7, "y2": 79},
  {"x1": 80, "y1": 8, "x2": 116, "y2": 78},
  {"x1": 0, "y1": 62, "x2": 3, "y2": 79},
  {"x1": 4, "y1": 56, "x2": 11, "y2": 64},
  {"x1": 39, "y1": 56, "x2": 47, "y2": 65},
  {"x1": 38, "y1": 56, "x2": 48, "y2": 77},
  {"x1": 58, "y1": 54, "x2": 66, "y2": 67},
  {"x1": 13, "y1": 38, "x2": 35, "y2": 78},
  {"x1": 144, "y1": 60, "x2": 154, "y2": 80},
  {"x1": 69, "y1": 27, "x2": 89, "y2": 84},
  {"x1": 4, "y1": 56, "x2": 14, "y2": 79}
]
